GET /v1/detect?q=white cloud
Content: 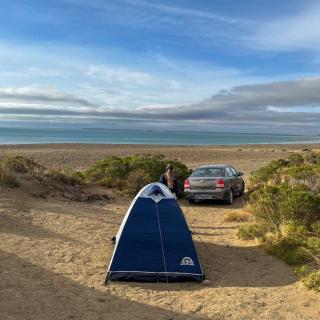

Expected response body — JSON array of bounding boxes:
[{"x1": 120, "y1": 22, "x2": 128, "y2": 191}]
[
  {"x1": 249, "y1": 3, "x2": 320, "y2": 51},
  {"x1": 86, "y1": 65, "x2": 154, "y2": 87},
  {"x1": 0, "y1": 78, "x2": 319, "y2": 134},
  {"x1": 123, "y1": 0, "x2": 245, "y2": 25},
  {"x1": 0, "y1": 85, "x2": 96, "y2": 107},
  {"x1": 59, "y1": 0, "x2": 254, "y2": 45}
]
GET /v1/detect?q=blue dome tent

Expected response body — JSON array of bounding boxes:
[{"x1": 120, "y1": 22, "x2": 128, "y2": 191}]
[{"x1": 105, "y1": 183, "x2": 204, "y2": 283}]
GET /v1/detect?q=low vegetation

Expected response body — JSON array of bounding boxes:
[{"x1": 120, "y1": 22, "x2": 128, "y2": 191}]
[
  {"x1": 0, "y1": 154, "x2": 87, "y2": 200},
  {"x1": 0, "y1": 154, "x2": 83, "y2": 186},
  {"x1": 223, "y1": 210, "x2": 250, "y2": 223},
  {"x1": 82, "y1": 154, "x2": 191, "y2": 196},
  {"x1": 0, "y1": 153, "x2": 191, "y2": 199},
  {"x1": 238, "y1": 151, "x2": 320, "y2": 291},
  {"x1": 0, "y1": 155, "x2": 36, "y2": 187}
]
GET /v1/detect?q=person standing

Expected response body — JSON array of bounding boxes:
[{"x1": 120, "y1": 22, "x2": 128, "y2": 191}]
[{"x1": 159, "y1": 164, "x2": 179, "y2": 197}]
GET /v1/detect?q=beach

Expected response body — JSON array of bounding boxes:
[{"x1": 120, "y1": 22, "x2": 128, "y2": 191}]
[
  {"x1": 1, "y1": 143, "x2": 320, "y2": 320},
  {"x1": 2, "y1": 143, "x2": 320, "y2": 172}
]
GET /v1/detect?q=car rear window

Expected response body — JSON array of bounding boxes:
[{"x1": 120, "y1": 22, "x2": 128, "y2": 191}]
[{"x1": 191, "y1": 167, "x2": 224, "y2": 177}]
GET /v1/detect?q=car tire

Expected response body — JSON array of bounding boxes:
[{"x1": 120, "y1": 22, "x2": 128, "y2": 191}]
[
  {"x1": 188, "y1": 199, "x2": 195, "y2": 204},
  {"x1": 225, "y1": 189, "x2": 233, "y2": 205}
]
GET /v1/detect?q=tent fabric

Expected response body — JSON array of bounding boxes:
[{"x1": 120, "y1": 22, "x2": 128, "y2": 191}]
[{"x1": 106, "y1": 182, "x2": 204, "y2": 283}]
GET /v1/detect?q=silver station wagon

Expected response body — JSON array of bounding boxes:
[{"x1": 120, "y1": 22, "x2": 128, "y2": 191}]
[{"x1": 184, "y1": 165, "x2": 245, "y2": 205}]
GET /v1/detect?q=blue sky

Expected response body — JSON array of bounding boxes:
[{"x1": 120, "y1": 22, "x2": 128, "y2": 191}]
[{"x1": 1, "y1": 0, "x2": 320, "y2": 134}]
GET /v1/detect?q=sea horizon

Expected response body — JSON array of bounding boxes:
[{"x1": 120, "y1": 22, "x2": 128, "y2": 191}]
[{"x1": 1, "y1": 127, "x2": 319, "y2": 146}]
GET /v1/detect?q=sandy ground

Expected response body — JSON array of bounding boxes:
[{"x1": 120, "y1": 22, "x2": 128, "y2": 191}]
[
  {"x1": 1, "y1": 143, "x2": 320, "y2": 171},
  {"x1": 1, "y1": 144, "x2": 320, "y2": 320}
]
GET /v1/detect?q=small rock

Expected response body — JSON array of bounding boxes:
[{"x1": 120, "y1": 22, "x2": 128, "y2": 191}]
[
  {"x1": 202, "y1": 280, "x2": 211, "y2": 286},
  {"x1": 191, "y1": 304, "x2": 203, "y2": 313}
]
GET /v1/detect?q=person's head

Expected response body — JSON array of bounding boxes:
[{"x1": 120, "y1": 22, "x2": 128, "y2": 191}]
[{"x1": 166, "y1": 164, "x2": 173, "y2": 173}]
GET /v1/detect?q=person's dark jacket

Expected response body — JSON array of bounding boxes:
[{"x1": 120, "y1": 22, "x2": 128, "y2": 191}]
[{"x1": 159, "y1": 174, "x2": 179, "y2": 195}]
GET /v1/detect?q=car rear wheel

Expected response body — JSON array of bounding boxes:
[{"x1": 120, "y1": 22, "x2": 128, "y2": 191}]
[
  {"x1": 225, "y1": 189, "x2": 233, "y2": 205},
  {"x1": 188, "y1": 199, "x2": 195, "y2": 204}
]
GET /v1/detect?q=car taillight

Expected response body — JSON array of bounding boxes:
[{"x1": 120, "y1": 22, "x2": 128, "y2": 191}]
[
  {"x1": 217, "y1": 177, "x2": 225, "y2": 188},
  {"x1": 184, "y1": 178, "x2": 190, "y2": 189}
]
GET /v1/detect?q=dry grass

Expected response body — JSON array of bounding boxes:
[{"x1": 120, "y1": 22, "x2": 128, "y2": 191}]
[
  {"x1": 223, "y1": 210, "x2": 251, "y2": 223},
  {"x1": 0, "y1": 165, "x2": 19, "y2": 187}
]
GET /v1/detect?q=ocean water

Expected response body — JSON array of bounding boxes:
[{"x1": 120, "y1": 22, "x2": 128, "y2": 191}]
[{"x1": 0, "y1": 127, "x2": 319, "y2": 145}]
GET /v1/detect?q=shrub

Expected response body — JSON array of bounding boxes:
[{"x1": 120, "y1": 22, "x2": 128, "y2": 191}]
[
  {"x1": 44, "y1": 169, "x2": 83, "y2": 186},
  {"x1": 301, "y1": 271, "x2": 320, "y2": 292},
  {"x1": 265, "y1": 238, "x2": 308, "y2": 266},
  {"x1": 287, "y1": 153, "x2": 304, "y2": 166},
  {"x1": 84, "y1": 156, "x2": 130, "y2": 181},
  {"x1": 126, "y1": 169, "x2": 148, "y2": 195},
  {"x1": 99, "y1": 177, "x2": 125, "y2": 190},
  {"x1": 278, "y1": 189, "x2": 320, "y2": 226},
  {"x1": 1, "y1": 155, "x2": 39, "y2": 174},
  {"x1": 241, "y1": 152, "x2": 320, "y2": 292},
  {"x1": 311, "y1": 221, "x2": 320, "y2": 236},
  {"x1": 0, "y1": 165, "x2": 19, "y2": 188},
  {"x1": 295, "y1": 265, "x2": 320, "y2": 292},
  {"x1": 280, "y1": 165, "x2": 320, "y2": 192},
  {"x1": 237, "y1": 224, "x2": 263, "y2": 240},
  {"x1": 249, "y1": 158, "x2": 289, "y2": 189},
  {"x1": 248, "y1": 185, "x2": 320, "y2": 233},
  {"x1": 304, "y1": 151, "x2": 320, "y2": 165},
  {"x1": 83, "y1": 154, "x2": 191, "y2": 197}
]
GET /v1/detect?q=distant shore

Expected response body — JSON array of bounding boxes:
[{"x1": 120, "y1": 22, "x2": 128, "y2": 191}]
[{"x1": 1, "y1": 143, "x2": 319, "y2": 173}]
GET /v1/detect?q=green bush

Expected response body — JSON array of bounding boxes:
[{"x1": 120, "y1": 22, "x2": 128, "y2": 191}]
[
  {"x1": 287, "y1": 153, "x2": 304, "y2": 166},
  {"x1": 265, "y1": 238, "x2": 308, "y2": 266},
  {"x1": 248, "y1": 185, "x2": 320, "y2": 233},
  {"x1": 282, "y1": 165, "x2": 316, "y2": 179},
  {"x1": 249, "y1": 185, "x2": 282, "y2": 232},
  {"x1": 83, "y1": 154, "x2": 191, "y2": 196},
  {"x1": 278, "y1": 189, "x2": 320, "y2": 226},
  {"x1": 301, "y1": 271, "x2": 320, "y2": 292},
  {"x1": 240, "y1": 152, "x2": 320, "y2": 292},
  {"x1": 311, "y1": 221, "x2": 320, "y2": 236},
  {"x1": 249, "y1": 158, "x2": 289, "y2": 188},
  {"x1": 296, "y1": 264, "x2": 320, "y2": 292},
  {"x1": 99, "y1": 177, "x2": 125, "y2": 190}
]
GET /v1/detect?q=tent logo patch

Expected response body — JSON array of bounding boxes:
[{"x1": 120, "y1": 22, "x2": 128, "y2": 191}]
[{"x1": 180, "y1": 257, "x2": 194, "y2": 266}]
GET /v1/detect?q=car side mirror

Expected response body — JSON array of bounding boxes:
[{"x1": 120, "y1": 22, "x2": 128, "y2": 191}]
[{"x1": 238, "y1": 172, "x2": 243, "y2": 176}]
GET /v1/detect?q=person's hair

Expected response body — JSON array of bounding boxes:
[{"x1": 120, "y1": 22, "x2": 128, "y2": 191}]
[
  {"x1": 165, "y1": 168, "x2": 174, "y2": 189},
  {"x1": 166, "y1": 164, "x2": 173, "y2": 171}
]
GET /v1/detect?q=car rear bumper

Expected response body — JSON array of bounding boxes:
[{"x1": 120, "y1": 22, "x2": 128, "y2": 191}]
[{"x1": 184, "y1": 189, "x2": 229, "y2": 201}]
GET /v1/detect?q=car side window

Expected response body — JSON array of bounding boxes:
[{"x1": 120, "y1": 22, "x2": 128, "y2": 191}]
[
  {"x1": 225, "y1": 167, "x2": 233, "y2": 177},
  {"x1": 230, "y1": 167, "x2": 238, "y2": 176}
]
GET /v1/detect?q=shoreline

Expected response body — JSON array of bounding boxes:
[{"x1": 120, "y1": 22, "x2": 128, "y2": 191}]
[{"x1": 1, "y1": 142, "x2": 320, "y2": 148}]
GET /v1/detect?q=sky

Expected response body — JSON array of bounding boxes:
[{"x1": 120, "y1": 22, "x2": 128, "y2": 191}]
[{"x1": 1, "y1": 0, "x2": 320, "y2": 134}]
